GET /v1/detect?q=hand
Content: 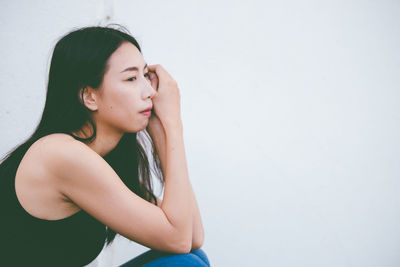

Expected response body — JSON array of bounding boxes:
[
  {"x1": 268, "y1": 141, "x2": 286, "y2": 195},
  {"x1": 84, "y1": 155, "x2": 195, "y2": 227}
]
[
  {"x1": 146, "y1": 69, "x2": 165, "y2": 139},
  {"x1": 146, "y1": 111, "x2": 165, "y2": 142},
  {"x1": 147, "y1": 64, "x2": 182, "y2": 129},
  {"x1": 148, "y1": 69, "x2": 159, "y2": 93}
]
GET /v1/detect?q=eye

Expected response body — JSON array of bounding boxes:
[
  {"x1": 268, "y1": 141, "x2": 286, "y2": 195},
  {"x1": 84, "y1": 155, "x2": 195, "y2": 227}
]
[
  {"x1": 127, "y1": 77, "x2": 136, "y2": 82},
  {"x1": 144, "y1": 72, "x2": 151, "y2": 80}
]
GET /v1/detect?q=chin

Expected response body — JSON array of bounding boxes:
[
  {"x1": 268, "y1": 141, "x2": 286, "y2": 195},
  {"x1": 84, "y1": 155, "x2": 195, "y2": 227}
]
[{"x1": 128, "y1": 121, "x2": 148, "y2": 133}]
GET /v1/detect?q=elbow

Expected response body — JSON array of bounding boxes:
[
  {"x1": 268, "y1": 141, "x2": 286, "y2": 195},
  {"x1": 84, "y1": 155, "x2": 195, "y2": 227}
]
[
  {"x1": 174, "y1": 237, "x2": 192, "y2": 254},
  {"x1": 179, "y1": 236, "x2": 204, "y2": 254},
  {"x1": 191, "y1": 240, "x2": 204, "y2": 251},
  {"x1": 172, "y1": 234, "x2": 205, "y2": 253},
  {"x1": 182, "y1": 242, "x2": 193, "y2": 254},
  {"x1": 166, "y1": 228, "x2": 192, "y2": 254},
  {"x1": 162, "y1": 235, "x2": 191, "y2": 254},
  {"x1": 191, "y1": 234, "x2": 204, "y2": 250}
]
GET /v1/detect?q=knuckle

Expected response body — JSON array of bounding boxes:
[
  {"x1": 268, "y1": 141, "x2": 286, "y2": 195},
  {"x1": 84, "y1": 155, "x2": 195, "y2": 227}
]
[{"x1": 167, "y1": 79, "x2": 177, "y2": 87}]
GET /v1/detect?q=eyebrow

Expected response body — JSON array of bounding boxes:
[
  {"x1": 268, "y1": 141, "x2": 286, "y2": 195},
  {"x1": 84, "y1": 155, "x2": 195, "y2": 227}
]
[{"x1": 121, "y1": 63, "x2": 148, "y2": 73}]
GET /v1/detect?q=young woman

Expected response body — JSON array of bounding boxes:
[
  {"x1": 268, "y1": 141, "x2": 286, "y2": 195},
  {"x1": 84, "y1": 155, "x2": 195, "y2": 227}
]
[{"x1": 0, "y1": 25, "x2": 210, "y2": 267}]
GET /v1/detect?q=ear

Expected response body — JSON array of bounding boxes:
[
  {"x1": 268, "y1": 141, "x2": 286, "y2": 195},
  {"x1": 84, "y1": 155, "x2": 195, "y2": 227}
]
[{"x1": 79, "y1": 86, "x2": 98, "y2": 111}]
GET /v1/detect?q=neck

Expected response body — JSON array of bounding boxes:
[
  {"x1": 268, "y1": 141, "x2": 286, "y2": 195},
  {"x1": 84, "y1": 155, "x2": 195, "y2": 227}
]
[{"x1": 72, "y1": 122, "x2": 124, "y2": 157}]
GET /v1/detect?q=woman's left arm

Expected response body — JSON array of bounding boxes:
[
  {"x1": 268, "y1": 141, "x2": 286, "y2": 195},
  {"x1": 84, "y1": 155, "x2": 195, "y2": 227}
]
[{"x1": 147, "y1": 114, "x2": 204, "y2": 250}]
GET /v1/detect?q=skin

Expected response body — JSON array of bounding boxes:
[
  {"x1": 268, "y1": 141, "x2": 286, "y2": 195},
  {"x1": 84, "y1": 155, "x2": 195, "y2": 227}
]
[
  {"x1": 14, "y1": 41, "x2": 204, "y2": 253},
  {"x1": 72, "y1": 41, "x2": 156, "y2": 156}
]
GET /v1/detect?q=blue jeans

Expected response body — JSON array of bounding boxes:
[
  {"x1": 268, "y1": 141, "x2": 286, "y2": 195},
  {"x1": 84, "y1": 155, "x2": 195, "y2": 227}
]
[{"x1": 118, "y1": 248, "x2": 210, "y2": 267}]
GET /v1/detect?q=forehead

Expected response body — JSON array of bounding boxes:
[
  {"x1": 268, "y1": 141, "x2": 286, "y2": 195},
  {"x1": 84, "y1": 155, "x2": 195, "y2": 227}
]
[{"x1": 106, "y1": 42, "x2": 144, "y2": 72}]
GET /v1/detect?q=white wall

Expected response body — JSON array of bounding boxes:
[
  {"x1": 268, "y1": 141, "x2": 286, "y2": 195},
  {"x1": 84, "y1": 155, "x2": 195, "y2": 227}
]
[{"x1": 1, "y1": 1, "x2": 399, "y2": 266}]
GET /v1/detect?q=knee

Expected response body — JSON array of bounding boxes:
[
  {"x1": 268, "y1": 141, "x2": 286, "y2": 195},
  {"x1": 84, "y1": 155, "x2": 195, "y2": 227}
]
[
  {"x1": 184, "y1": 253, "x2": 208, "y2": 267},
  {"x1": 142, "y1": 251, "x2": 210, "y2": 267},
  {"x1": 190, "y1": 248, "x2": 210, "y2": 267}
]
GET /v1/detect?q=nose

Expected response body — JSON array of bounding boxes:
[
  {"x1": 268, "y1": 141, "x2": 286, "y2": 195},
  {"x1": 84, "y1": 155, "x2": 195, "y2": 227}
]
[{"x1": 143, "y1": 80, "x2": 157, "y2": 99}]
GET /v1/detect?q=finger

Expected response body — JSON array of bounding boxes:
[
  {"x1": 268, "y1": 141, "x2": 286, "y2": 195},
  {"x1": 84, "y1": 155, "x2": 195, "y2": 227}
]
[
  {"x1": 148, "y1": 64, "x2": 171, "y2": 80},
  {"x1": 149, "y1": 71, "x2": 159, "y2": 90}
]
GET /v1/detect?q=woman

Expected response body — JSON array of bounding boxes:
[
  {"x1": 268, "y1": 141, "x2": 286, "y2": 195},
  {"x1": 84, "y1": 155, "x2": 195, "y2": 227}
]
[{"x1": 0, "y1": 25, "x2": 210, "y2": 267}]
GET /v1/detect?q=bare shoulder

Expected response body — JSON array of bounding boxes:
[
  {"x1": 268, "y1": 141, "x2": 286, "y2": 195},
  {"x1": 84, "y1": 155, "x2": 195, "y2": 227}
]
[
  {"x1": 37, "y1": 133, "x2": 94, "y2": 159},
  {"x1": 14, "y1": 133, "x2": 93, "y2": 219},
  {"x1": 37, "y1": 132, "x2": 77, "y2": 144},
  {"x1": 36, "y1": 133, "x2": 111, "y2": 192},
  {"x1": 37, "y1": 133, "x2": 103, "y2": 174}
]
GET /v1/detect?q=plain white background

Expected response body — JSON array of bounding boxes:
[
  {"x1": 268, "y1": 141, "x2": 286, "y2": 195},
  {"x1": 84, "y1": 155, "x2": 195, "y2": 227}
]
[{"x1": 0, "y1": 1, "x2": 399, "y2": 266}]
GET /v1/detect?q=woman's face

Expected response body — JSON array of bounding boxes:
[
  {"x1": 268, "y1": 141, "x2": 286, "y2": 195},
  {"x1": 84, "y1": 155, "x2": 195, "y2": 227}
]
[{"x1": 93, "y1": 42, "x2": 156, "y2": 133}]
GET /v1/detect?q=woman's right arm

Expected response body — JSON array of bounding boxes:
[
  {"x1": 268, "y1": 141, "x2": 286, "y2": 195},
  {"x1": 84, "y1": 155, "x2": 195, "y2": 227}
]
[{"x1": 41, "y1": 133, "x2": 193, "y2": 254}]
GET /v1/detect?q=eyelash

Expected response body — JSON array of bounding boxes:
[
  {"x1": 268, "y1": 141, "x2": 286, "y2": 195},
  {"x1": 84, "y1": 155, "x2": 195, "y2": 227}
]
[{"x1": 127, "y1": 72, "x2": 150, "y2": 82}]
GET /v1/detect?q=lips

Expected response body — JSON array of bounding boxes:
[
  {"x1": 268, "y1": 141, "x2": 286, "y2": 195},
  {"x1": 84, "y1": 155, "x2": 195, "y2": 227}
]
[{"x1": 141, "y1": 106, "x2": 153, "y2": 113}]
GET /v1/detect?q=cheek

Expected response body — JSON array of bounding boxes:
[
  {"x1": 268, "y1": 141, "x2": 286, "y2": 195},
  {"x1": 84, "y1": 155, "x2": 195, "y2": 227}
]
[{"x1": 100, "y1": 88, "x2": 141, "y2": 123}]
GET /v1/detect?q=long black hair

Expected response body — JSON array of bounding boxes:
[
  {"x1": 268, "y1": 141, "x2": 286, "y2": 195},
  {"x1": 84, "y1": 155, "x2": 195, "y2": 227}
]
[{"x1": 0, "y1": 24, "x2": 164, "y2": 245}]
